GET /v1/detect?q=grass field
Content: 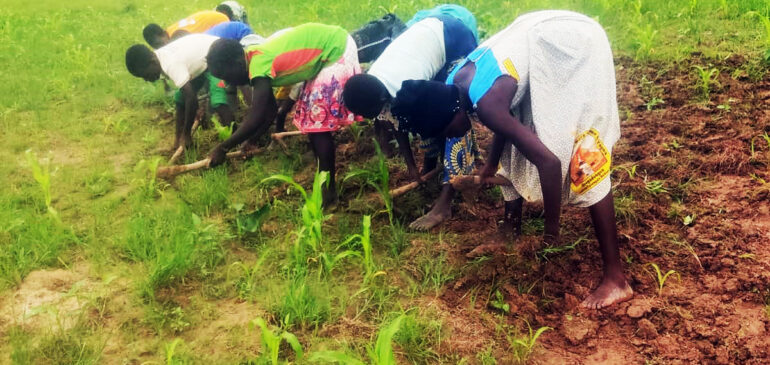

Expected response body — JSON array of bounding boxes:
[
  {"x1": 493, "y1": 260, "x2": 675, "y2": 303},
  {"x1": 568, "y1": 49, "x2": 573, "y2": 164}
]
[{"x1": 2, "y1": 0, "x2": 770, "y2": 363}]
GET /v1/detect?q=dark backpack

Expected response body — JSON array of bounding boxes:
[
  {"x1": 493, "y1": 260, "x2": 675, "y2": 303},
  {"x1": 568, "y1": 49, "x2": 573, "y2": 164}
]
[{"x1": 351, "y1": 13, "x2": 406, "y2": 63}]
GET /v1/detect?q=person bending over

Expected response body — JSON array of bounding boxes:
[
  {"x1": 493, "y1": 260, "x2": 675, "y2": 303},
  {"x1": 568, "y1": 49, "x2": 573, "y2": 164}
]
[
  {"x1": 342, "y1": 5, "x2": 478, "y2": 231},
  {"x1": 125, "y1": 34, "x2": 234, "y2": 151},
  {"x1": 205, "y1": 23, "x2": 361, "y2": 206},
  {"x1": 143, "y1": 10, "x2": 229, "y2": 49},
  {"x1": 389, "y1": 10, "x2": 633, "y2": 310}
]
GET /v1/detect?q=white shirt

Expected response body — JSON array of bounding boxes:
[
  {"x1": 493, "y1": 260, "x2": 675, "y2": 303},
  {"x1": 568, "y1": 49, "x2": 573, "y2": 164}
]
[
  {"x1": 154, "y1": 34, "x2": 219, "y2": 88},
  {"x1": 368, "y1": 17, "x2": 446, "y2": 97}
]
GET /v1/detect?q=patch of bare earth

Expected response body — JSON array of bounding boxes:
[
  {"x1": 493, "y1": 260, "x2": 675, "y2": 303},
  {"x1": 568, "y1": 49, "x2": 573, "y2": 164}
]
[{"x1": 394, "y1": 58, "x2": 770, "y2": 363}]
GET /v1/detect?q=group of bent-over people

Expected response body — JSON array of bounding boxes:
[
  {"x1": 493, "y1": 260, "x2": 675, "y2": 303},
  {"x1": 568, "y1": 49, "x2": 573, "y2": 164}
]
[{"x1": 125, "y1": 3, "x2": 634, "y2": 310}]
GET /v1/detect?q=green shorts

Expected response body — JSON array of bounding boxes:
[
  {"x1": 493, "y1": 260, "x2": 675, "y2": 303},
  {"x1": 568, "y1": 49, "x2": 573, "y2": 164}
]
[{"x1": 174, "y1": 72, "x2": 228, "y2": 108}]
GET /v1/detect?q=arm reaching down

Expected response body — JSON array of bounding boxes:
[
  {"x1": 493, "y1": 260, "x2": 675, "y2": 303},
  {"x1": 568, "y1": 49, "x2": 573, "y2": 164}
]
[
  {"x1": 208, "y1": 77, "x2": 276, "y2": 167},
  {"x1": 476, "y1": 77, "x2": 562, "y2": 239}
]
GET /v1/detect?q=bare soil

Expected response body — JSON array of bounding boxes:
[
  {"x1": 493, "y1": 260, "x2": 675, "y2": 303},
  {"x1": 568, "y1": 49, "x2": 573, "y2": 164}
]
[{"x1": 392, "y1": 57, "x2": 770, "y2": 363}]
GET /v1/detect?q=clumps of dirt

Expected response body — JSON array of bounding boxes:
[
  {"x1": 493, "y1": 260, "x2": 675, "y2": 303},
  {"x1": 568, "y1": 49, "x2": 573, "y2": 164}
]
[{"x1": 398, "y1": 58, "x2": 770, "y2": 363}]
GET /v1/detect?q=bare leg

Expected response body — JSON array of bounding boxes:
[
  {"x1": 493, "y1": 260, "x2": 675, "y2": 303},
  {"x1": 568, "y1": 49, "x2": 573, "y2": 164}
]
[
  {"x1": 173, "y1": 104, "x2": 185, "y2": 149},
  {"x1": 581, "y1": 191, "x2": 633, "y2": 309},
  {"x1": 374, "y1": 119, "x2": 395, "y2": 156},
  {"x1": 393, "y1": 129, "x2": 421, "y2": 180},
  {"x1": 409, "y1": 184, "x2": 454, "y2": 231},
  {"x1": 274, "y1": 99, "x2": 295, "y2": 132},
  {"x1": 308, "y1": 131, "x2": 337, "y2": 207}
]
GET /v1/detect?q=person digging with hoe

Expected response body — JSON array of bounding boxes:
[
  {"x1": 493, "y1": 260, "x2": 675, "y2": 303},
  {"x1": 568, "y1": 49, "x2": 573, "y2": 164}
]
[
  {"x1": 204, "y1": 23, "x2": 362, "y2": 207},
  {"x1": 390, "y1": 10, "x2": 633, "y2": 309},
  {"x1": 125, "y1": 33, "x2": 235, "y2": 152}
]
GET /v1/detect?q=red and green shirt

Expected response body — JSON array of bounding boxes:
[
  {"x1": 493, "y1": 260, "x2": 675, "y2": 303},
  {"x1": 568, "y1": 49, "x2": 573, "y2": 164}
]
[{"x1": 245, "y1": 23, "x2": 348, "y2": 86}]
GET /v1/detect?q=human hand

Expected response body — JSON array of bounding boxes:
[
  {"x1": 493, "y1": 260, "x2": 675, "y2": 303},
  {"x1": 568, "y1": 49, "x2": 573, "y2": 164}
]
[
  {"x1": 478, "y1": 163, "x2": 498, "y2": 186},
  {"x1": 207, "y1": 145, "x2": 227, "y2": 168}
]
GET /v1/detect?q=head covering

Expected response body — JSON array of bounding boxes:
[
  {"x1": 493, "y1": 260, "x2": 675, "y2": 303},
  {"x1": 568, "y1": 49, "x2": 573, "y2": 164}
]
[{"x1": 391, "y1": 80, "x2": 460, "y2": 138}]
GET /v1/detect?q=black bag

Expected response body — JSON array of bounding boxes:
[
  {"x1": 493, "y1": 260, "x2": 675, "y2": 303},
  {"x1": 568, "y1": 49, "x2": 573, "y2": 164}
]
[{"x1": 351, "y1": 13, "x2": 406, "y2": 63}]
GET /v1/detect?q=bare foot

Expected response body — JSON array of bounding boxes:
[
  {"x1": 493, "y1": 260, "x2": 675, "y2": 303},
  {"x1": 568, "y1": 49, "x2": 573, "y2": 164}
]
[
  {"x1": 409, "y1": 207, "x2": 451, "y2": 231},
  {"x1": 580, "y1": 279, "x2": 633, "y2": 309}
]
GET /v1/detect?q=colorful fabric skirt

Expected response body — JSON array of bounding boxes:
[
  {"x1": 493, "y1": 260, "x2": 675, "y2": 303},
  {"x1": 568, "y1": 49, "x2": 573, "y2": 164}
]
[
  {"x1": 418, "y1": 129, "x2": 478, "y2": 184},
  {"x1": 293, "y1": 36, "x2": 363, "y2": 133}
]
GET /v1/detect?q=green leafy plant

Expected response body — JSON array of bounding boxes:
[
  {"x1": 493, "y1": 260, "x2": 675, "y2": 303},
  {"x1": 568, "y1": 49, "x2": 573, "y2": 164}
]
[
  {"x1": 340, "y1": 215, "x2": 385, "y2": 284},
  {"x1": 645, "y1": 97, "x2": 665, "y2": 110},
  {"x1": 347, "y1": 122, "x2": 366, "y2": 143},
  {"x1": 615, "y1": 164, "x2": 638, "y2": 179},
  {"x1": 232, "y1": 203, "x2": 271, "y2": 236},
  {"x1": 504, "y1": 321, "x2": 551, "y2": 363},
  {"x1": 645, "y1": 179, "x2": 668, "y2": 195},
  {"x1": 693, "y1": 65, "x2": 720, "y2": 101},
  {"x1": 646, "y1": 262, "x2": 681, "y2": 296},
  {"x1": 682, "y1": 214, "x2": 696, "y2": 226},
  {"x1": 639, "y1": 75, "x2": 665, "y2": 110},
  {"x1": 310, "y1": 314, "x2": 405, "y2": 365},
  {"x1": 717, "y1": 98, "x2": 736, "y2": 112},
  {"x1": 490, "y1": 289, "x2": 510, "y2": 314},
  {"x1": 262, "y1": 171, "x2": 329, "y2": 276},
  {"x1": 165, "y1": 338, "x2": 187, "y2": 365},
  {"x1": 212, "y1": 115, "x2": 234, "y2": 141},
  {"x1": 663, "y1": 138, "x2": 682, "y2": 150},
  {"x1": 251, "y1": 317, "x2": 304, "y2": 365},
  {"x1": 228, "y1": 250, "x2": 270, "y2": 301},
  {"x1": 24, "y1": 150, "x2": 58, "y2": 218},
  {"x1": 538, "y1": 236, "x2": 587, "y2": 260},
  {"x1": 133, "y1": 156, "x2": 167, "y2": 198}
]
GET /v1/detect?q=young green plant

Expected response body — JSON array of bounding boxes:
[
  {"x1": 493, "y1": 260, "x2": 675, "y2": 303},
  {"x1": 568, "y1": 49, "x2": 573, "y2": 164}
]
[
  {"x1": 24, "y1": 149, "x2": 58, "y2": 219},
  {"x1": 251, "y1": 317, "x2": 304, "y2": 365},
  {"x1": 693, "y1": 65, "x2": 720, "y2": 102},
  {"x1": 343, "y1": 139, "x2": 394, "y2": 224},
  {"x1": 310, "y1": 314, "x2": 405, "y2": 365},
  {"x1": 504, "y1": 321, "x2": 551, "y2": 363},
  {"x1": 339, "y1": 215, "x2": 385, "y2": 284},
  {"x1": 647, "y1": 262, "x2": 680, "y2": 296}
]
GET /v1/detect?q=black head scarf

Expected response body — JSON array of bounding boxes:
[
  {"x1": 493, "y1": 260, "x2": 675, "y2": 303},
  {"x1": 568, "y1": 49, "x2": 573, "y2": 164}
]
[{"x1": 391, "y1": 80, "x2": 460, "y2": 138}]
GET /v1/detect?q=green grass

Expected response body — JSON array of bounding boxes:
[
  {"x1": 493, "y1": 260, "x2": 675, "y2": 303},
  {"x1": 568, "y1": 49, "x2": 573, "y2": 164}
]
[{"x1": 1, "y1": 0, "x2": 769, "y2": 362}]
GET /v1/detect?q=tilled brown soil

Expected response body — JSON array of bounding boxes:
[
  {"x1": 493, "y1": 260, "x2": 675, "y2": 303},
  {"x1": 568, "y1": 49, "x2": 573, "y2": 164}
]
[{"x1": 387, "y1": 58, "x2": 770, "y2": 364}]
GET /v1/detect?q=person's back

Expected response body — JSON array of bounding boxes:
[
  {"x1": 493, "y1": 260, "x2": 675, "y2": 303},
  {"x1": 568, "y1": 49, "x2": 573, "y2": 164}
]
[
  {"x1": 155, "y1": 33, "x2": 220, "y2": 88},
  {"x1": 166, "y1": 10, "x2": 229, "y2": 37},
  {"x1": 367, "y1": 13, "x2": 476, "y2": 97},
  {"x1": 245, "y1": 23, "x2": 349, "y2": 86},
  {"x1": 205, "y1": 21, "x2": 253, "y2": 41}
]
